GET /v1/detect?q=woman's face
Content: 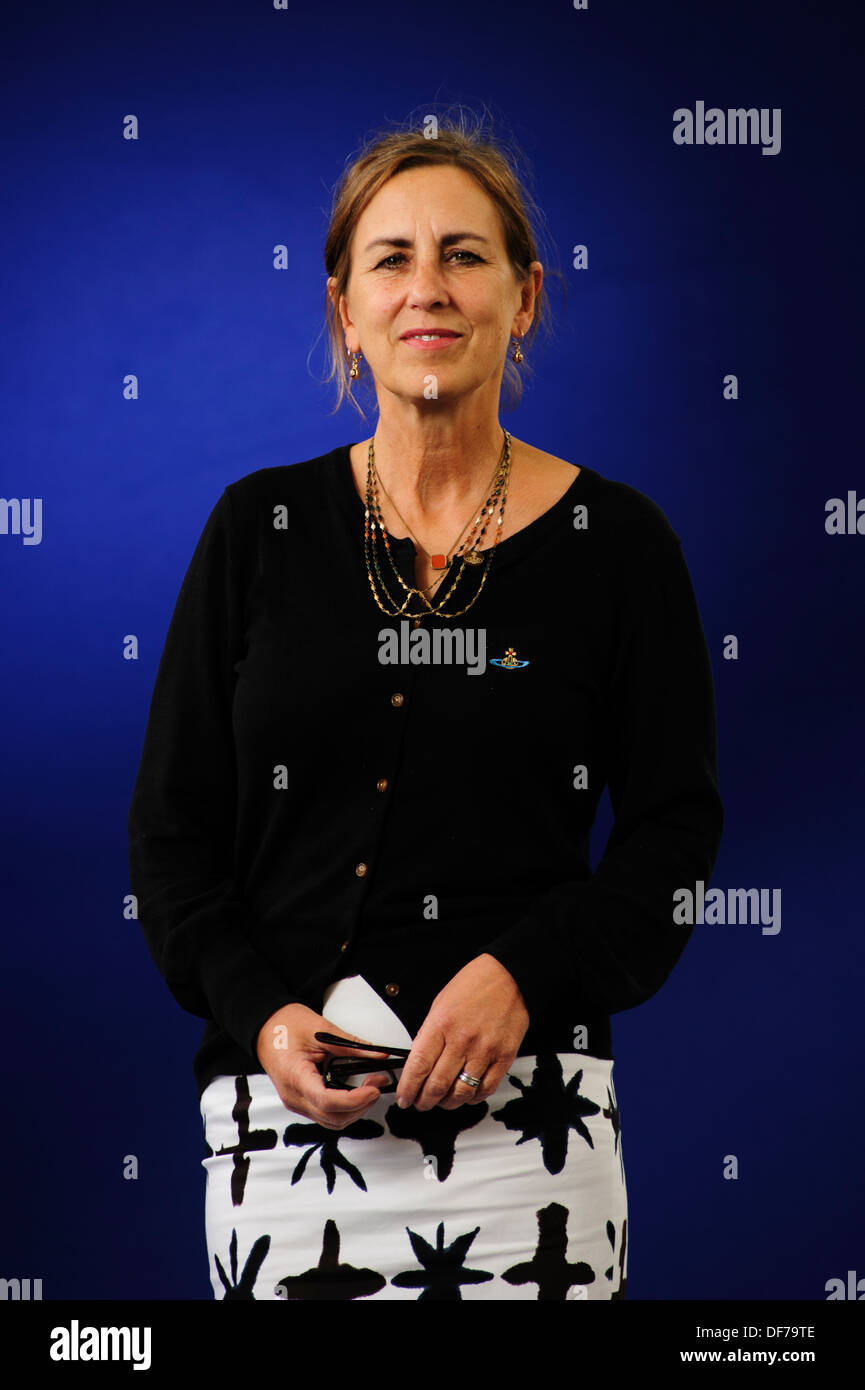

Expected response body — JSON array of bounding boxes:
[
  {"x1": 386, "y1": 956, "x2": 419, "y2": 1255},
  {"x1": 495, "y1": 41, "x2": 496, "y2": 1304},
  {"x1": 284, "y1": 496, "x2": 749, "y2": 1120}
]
[{"x1": 331, "y1": 164, "x2": 541, "y2": 408}]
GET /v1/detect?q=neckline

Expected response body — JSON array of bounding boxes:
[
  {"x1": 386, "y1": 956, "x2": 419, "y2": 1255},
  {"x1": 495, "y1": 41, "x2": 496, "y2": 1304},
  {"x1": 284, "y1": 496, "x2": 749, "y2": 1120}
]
[{"x1": 333, "y1": 442, "x2": 593, "y2": 569}]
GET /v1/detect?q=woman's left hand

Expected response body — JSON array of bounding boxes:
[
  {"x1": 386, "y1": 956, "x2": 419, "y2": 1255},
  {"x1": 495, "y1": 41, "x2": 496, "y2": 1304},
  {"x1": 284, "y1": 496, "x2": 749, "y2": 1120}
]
[{"x1": 395, "y1": 953, "x2": 530, "y2": 1111}]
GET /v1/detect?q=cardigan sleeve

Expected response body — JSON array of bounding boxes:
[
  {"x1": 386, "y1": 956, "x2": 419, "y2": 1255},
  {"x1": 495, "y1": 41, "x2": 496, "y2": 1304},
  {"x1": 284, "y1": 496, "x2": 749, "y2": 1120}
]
[
  {"x1": 484, "y1": 527, "x2": 724, "y2": 1026},
  {"x1": 128, "y1": 486, "x2": 303, "y2": 1062}
]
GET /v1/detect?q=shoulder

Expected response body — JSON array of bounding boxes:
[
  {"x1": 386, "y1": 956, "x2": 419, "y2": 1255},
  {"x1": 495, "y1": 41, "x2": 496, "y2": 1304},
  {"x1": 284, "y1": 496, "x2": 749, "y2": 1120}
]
[
  {"x1": 592, "y1": 475, "x2": 682, "y2": 550},
  {"x1": 223, "y1": 445, "x2": 344, "y2": 510},
  {"x1": 216, "y1": 446, "x2": 348, "y2": 544},
  {"x1": 518, "y1": 438, "x2": 682, "y2": 551}
]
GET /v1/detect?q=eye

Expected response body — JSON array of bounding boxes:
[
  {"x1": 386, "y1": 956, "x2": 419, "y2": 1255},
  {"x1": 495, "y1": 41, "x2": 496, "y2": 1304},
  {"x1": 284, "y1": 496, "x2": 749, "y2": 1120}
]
[{"x1": 374, "y1": 250, "x2": 483, "y2": 269}]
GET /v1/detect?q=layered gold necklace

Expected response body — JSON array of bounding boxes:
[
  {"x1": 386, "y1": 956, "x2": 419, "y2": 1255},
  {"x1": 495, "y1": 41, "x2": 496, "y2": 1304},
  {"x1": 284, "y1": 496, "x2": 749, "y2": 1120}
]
[{"x1": 363, "y1": 429, "x2": 512, "y2": 619}]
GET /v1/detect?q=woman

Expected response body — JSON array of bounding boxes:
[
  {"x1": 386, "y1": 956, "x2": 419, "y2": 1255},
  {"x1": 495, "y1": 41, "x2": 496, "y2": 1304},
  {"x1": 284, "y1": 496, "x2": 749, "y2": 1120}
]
[{"x1": 128, "y1": 112, "x2": 723, "y2": 1301}]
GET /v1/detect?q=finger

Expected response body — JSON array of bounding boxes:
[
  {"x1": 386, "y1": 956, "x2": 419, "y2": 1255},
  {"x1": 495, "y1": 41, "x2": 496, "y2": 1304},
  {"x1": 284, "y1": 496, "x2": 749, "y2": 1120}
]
[
  {"x1": 394, "y1": 1035, "x2": 444, "y2": 1109},
  {"x1": 347, "y1": 1071, "x2": 392, "y2": 1090},
  {"x1": 412, "y1": 1048, "x2": 471, "y2": 1112},
  {"x1": 466, "y1": 1059, "x2": 510, "y2": 1105},
  {"x1": 315, "y1": 1099, "x2": 383, "y2": 1129},
  {"x1": 311, "y1": 1084, "x2": 385, "y2": 1130},
  {"x1": 294, "y1": 1058, "x2": 384, "y2": 1115},
  {"x1": 437, "y1": 1060, "x2": 488, "y2": 1110}
]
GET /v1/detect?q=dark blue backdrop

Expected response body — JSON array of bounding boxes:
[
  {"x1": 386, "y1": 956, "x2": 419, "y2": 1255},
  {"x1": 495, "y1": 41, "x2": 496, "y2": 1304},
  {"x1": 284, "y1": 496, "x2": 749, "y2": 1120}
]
[{"x1": 1, "y1": 0, "x2": 861, "y2": 1301}]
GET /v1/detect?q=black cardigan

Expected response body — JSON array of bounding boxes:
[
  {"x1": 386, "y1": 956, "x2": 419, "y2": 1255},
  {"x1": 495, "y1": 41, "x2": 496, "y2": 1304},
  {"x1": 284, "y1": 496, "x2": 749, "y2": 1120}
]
[{"x1": 128, "y1": 442, "x2": 724, "y2": 1099}]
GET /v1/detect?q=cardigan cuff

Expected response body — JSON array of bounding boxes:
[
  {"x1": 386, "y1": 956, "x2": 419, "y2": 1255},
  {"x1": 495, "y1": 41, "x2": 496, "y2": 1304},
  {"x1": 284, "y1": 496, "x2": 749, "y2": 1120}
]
[
  {"x1": 197, "y1": 942, "x2": 304, "y2": 1065},
  {"x1": 146, "y1": 905, "x2": 305, "y2": 1065}
]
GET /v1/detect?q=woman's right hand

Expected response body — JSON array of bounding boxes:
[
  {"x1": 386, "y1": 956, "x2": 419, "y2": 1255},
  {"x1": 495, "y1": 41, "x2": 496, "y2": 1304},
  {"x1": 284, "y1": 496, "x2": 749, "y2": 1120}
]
[{"x1": 255, "y1": 1002, "x2": 396, "y2": 1129}]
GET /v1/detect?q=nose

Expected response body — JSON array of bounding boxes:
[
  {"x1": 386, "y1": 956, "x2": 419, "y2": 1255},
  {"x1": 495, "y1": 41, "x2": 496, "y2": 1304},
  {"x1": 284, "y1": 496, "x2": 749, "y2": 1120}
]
[{"x1": 407, "y1": 250, "x2": 451, "y2": 307}]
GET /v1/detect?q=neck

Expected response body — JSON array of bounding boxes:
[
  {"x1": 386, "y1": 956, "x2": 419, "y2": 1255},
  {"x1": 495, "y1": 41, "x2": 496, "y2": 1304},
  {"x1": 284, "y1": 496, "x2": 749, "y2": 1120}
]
[{"x1": 368, "y1": 409, "x2": 509, "y2": 528}]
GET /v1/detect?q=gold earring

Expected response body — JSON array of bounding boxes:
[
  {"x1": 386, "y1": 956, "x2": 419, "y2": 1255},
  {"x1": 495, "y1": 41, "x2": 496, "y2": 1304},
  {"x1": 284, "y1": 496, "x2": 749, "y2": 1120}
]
[
  {"x1": 347, "y1": 347, "x2": 362, "y2": 380},
  {"x1": 511, "y1": 333, "x2": 524, "y2": 364}
]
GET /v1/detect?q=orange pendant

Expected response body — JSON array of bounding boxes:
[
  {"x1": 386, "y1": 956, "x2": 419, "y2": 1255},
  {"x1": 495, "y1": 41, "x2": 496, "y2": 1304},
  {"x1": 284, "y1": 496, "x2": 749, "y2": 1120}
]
[{"x1": 431, "y1": 553, "x2": 448, "y2": 569}]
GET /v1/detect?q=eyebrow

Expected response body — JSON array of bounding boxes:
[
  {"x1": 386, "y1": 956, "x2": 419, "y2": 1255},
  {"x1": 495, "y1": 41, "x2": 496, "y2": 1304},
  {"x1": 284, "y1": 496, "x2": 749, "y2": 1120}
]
[{"x1": 362, "y1": 232, "x2": 492, "y2": 255}]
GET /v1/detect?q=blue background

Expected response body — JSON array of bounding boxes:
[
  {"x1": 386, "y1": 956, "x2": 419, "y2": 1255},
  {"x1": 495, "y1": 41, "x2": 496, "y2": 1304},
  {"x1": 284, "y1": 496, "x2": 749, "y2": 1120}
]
[{"x1": 1, "y1": 0, "x2": 861, "y2": 1300}]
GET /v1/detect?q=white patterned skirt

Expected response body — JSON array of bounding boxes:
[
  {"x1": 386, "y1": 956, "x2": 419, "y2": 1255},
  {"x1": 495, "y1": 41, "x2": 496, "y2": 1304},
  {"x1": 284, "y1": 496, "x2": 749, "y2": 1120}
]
[{"x1": 200, "y1": 976, "x2": 628, "y2": 1300}]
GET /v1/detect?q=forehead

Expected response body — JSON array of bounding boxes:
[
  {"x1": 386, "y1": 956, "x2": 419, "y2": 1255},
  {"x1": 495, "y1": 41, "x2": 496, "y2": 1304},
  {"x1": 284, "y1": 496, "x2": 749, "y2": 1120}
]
[{"x1": 355, "y1": 164, "x2": 500, "y2": 239}]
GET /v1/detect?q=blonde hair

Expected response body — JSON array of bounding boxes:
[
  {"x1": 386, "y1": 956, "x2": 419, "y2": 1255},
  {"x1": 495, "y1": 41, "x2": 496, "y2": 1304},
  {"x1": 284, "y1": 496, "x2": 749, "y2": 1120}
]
[{"x1": 320, "y1": 105, "x2": 565, "y2": 419}]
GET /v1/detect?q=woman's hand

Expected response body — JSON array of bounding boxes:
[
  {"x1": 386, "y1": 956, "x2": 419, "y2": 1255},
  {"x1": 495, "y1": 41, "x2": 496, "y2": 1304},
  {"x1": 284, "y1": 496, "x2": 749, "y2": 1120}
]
[
  {"x1": 395, "y1": 954, "x2": 530, "y2": 1111},
  {"x1": 256, "y1": 1002, "x2": 396, "y2": 1130}
]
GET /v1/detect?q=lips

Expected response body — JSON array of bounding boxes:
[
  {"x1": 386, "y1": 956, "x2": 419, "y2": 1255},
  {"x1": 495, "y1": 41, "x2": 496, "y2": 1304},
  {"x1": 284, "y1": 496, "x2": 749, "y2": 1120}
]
[{"x1": 399, "y1": 329, "x2": 462, "y2": 340}]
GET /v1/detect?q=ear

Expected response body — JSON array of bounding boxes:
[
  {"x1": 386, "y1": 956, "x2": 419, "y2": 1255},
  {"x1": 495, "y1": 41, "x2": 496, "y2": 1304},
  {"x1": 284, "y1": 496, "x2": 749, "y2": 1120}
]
[
  {"x1": 328, "y1": 277, "x2": 356, "y2": 348},
  {"x1": 513, "y1": 261, "x2": 543, "y2": 336}
]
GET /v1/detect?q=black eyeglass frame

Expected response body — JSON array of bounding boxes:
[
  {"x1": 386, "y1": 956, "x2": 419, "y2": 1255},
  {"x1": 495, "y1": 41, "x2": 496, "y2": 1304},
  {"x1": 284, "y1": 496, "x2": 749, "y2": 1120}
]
[{"x1": 314, "y1": 1030, "x2": 411, "y2": 1095}]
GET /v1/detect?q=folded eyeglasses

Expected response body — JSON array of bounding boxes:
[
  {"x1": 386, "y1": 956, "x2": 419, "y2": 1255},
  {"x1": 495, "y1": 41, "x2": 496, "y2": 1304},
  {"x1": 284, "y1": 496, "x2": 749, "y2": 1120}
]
[{"x1": 315, "y1": 1030, "x2": 411, "y2": 1095}]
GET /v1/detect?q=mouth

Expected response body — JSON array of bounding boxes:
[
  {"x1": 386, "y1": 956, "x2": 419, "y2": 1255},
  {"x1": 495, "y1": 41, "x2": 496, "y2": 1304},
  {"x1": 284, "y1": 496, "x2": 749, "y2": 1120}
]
[{"x1": 400, "y1": 332, "x2": 462, "y2": 348}]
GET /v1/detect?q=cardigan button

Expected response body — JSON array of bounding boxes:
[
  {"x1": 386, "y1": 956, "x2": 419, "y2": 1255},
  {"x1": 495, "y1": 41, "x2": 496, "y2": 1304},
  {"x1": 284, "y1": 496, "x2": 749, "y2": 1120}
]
[
  {"x1": 391, "y1": 692, "x2": 404, "y2": 707},
  {"x1": 376, "y1": 778, "x2": 388, "y2": 792},
  {"x1": 384, "y1": 982, "x2": 399, "y2": 997},
  {"x1": 355, "y1": 862, "x2": 368, "y2": 877}
]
